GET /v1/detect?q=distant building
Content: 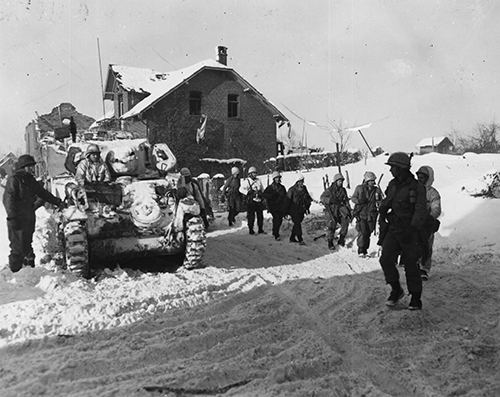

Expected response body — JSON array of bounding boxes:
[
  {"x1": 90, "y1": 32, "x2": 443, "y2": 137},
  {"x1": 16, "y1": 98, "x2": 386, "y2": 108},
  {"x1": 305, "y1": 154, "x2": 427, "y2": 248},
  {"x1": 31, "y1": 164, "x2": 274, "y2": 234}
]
[
  {"x1": 101, "y1": 46, "x2": 288, "y2": 175},
  {"x1": 0, "y1": 152, "x2": 16, "y2": 177},
  {"x1": 25, "y1": 103, "x2": 95, "y2": 178},
  {"x1": 416, "y1": 136, "x2": 454, "y2": 155}
]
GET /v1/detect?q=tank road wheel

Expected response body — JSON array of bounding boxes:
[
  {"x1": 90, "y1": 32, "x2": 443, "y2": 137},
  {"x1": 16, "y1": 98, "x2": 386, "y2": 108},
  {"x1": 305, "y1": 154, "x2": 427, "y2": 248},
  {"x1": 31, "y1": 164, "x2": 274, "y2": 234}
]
[
  {"x1": 183, "y1": 217, "x2": 207, "y2": 270},
  {"x1": 63, "y1": 220, "x2": 90, "y2": 278}
]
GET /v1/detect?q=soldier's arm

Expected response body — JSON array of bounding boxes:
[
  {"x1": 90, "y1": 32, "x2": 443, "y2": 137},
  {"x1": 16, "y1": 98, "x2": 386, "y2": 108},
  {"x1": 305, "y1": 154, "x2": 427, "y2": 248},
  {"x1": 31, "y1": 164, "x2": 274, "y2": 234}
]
[
  {"x1": 102, "y1": 162, "x2": 111, "y2": 182},
  {"x1": 3, "y1": 177, "x2": 18, "y2": 218},
  {"x1": 31, "y1": 177, "x2": 62, "y2": 207},
  {"x1": 411, "y1": 182, "x2": 428, "y2": 229},
  {"x1": 350, "y1": 185, "x2": 362, "y2": 205},
  {"x1": 429, "y1": 189, "x2": 442, "y2": 218},
  {"x1": 75, "y1": 160, "x2": 87, "y2": 185}
]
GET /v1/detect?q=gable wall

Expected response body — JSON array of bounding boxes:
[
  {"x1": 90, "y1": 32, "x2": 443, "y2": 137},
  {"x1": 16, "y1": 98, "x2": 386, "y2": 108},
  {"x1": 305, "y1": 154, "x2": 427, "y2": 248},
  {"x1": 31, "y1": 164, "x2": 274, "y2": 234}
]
[{"x1": 144, "y1": 69, "x2": 276, "y2": 175}]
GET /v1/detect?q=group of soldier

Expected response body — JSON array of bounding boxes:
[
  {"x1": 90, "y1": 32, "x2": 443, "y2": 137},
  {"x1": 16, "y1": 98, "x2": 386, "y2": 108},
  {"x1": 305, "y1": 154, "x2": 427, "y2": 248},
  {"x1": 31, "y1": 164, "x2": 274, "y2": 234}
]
[
  {"x1": 222, "y1": 166, "x2": 313, "y2": 243},
  {"x1": 223, "y1": 151, "x2": 441, "y2": 310},
  {"x1": 3, "y1": 146, "x2": 441, "y2": 310}
]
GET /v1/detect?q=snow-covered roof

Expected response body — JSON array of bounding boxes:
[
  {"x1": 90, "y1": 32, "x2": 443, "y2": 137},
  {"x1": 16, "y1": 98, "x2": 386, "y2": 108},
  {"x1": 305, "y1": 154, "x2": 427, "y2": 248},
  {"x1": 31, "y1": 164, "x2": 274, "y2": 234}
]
[
  {"x1": 88, "y1": 109, "x2": 115, "y2": 130},
  {"x1": 416, "y1": 136, "x2": 449, "y2": 147},
  {"x1": 110, "y1": 65, "x2": 168, "y2": 94},
  {"x1": 114, "y1": 59, "x2": 287, "y2": 122}
]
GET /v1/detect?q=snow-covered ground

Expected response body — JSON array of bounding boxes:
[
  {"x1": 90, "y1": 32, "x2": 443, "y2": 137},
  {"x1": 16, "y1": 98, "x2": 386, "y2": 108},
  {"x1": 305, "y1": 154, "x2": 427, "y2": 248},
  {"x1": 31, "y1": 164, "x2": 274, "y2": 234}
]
[{"x1": 1, "y1": 153, "x2": 499, "y2": 396}]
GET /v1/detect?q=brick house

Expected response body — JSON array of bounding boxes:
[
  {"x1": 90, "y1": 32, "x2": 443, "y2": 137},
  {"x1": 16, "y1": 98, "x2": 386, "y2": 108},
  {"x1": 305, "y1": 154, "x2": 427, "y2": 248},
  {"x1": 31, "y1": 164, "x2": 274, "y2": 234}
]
[
  {"x1": 416, "y1": 136, "x2": 454, "y2": 155},
  {"x1": 102, "y1": 47, "x2": 288, "y2": 175}
]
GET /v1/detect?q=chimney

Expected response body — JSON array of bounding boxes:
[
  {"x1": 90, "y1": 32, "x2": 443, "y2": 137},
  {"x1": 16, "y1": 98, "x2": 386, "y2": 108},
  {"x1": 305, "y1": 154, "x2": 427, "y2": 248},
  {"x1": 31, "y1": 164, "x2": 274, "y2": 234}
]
[{"x1": 216, "y1": 46, "x2": 228, "y2": 65}]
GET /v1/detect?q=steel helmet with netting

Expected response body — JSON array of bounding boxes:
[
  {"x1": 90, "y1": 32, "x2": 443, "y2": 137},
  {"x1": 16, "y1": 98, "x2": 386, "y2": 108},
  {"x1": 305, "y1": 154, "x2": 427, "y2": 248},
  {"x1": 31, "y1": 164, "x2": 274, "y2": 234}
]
[
  {"x1": 363, "y1": 171, "x2": 376, "y2": 182},
  {"x1": 385, "y1": 152, "x2": 411, "y2": 169}
]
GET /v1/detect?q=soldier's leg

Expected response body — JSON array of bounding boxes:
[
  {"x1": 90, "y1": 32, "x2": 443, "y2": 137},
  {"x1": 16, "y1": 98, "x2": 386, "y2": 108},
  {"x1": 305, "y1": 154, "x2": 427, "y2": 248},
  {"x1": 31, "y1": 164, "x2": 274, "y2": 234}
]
[
  {"x1": 326, "y1": 218, "x2": 337, "y2": 248},
  {"x1": 295, "y1": 213, "x2": 304, "y2": 242},
  {"x1": 7, "y1": 221, "x2": 24, "y2": 272},
  {"x1": 23, "y1": 221, "x2": 36, "y2": 268},
  {"x1": 272, "y1": 212, "x2": 282, "y2": 238},
  {"x1": 400, "y1": 232, "x2": 423, "y2": 303},
  {"x1": 247, "y1": 203, "x2": 255, "y2": 233},
  {"x1": 379, "y1": 231, "x2": 402, "y2": 288},
  {"x1": 421, "y1": 233, "x2": 435, "y2": 274},
  {"x1": 338, "y1": 216, "x2": 349, "y2": 246},
  {"x1": 356, "y1": 220, "x2": 369, "y2": 254},
  {"x1": 256, "y1": 205, "x2": 264, "y2": 233}
]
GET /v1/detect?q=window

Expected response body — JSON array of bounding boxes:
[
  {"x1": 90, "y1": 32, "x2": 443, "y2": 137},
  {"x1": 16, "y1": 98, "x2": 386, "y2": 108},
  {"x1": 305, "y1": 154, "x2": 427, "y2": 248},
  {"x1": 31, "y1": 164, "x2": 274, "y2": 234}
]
[
  {"x1": 117, "y1": 94, "x2": 124, "y2": 117},
  {"x1": 189, "y1": 91, "x2": 202, "y2": 115},
  {"x1": 228, "y1": 94, "x2": 239, "y2": 118}
]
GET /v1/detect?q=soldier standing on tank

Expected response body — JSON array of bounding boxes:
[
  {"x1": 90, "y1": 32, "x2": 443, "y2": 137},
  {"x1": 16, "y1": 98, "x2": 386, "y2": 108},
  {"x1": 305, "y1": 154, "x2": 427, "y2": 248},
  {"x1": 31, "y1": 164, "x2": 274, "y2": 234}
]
[
  {"x1": 351, "y1": 171, "x2": 383, "y2": 257},
  {"x1": 3, "y1": 155, "x2": 64, "y2": 272},
  {"x1": 222, "y1": 166, "x2": 242, "y2": 226},
  {"x1": 262, "y1": 171, "x2": 288, "y2": 240},
  {"x1": 378, "y1": 152, "x2": 427, "y2": 310},
  {"x1": 320, "y1": 173, "x2": 352, "y2": 249},
  {"x1": 75, "y1": 144, "x2": 111, "y2": 185}
]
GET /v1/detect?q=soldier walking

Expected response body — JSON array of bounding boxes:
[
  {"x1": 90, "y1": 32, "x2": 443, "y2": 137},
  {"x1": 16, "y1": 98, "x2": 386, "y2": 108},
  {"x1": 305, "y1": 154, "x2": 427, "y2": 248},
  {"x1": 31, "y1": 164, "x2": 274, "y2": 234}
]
[
  {"x1": 286, "y1": 174, "x2": 312, "y2": 244},
  {"x1": 263, "y1": 171, "x2": 288, "y2": 240},
  {"x1": 320, "y1": 173, "x2": 352, "y2": 249},
  {"x1": 351, "y1": 171, "x2": 383, "y2": 257},
  {"x1": 239, "y1": 166, "x2": 265, "y2": 235},
  {"x1": 416, "y1": 165, "x2": 441, "y2": 280},
  {"x1": 222, "y1": 167, "x2": 242, "y2": 226},
  {"x1": 378, "y1": 152, "x2": 427, "y2": 310}
]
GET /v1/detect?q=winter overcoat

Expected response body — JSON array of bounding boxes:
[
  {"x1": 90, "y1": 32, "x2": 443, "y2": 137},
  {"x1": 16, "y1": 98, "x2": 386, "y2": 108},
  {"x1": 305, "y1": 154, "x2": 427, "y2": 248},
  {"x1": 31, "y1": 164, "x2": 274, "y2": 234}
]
[
  {"x1": 320, "y1": 183, "x2": 352, "y2": 221},
  {"x1": 75, "y1": 158, "x2": 111, "y2": 185},
  {"x1": 263, "y1": 182, "x2": 288, "y2": 214},
  {"x1": 3, "y1": 169, "x2": 62, "y2": 227},
  {"x1": 287, "y1": 183, "x2": 312, "y2": 219},
  {"x1": 379, "y1": 171, "x2": 427, "y2": 232},
  {"x1": 351, "y1": 182, "x2": 383, "y2": 221}
]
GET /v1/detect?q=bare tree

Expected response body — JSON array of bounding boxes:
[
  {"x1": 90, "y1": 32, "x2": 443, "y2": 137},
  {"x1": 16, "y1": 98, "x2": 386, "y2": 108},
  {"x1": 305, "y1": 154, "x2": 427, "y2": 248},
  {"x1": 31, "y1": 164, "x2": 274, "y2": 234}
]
[
  {"x1": 326, "y1": 119, "x2": 352, "y2": 153},
  {"x1": 453, "y1": 123, "x2": 500, "y2": 154}
]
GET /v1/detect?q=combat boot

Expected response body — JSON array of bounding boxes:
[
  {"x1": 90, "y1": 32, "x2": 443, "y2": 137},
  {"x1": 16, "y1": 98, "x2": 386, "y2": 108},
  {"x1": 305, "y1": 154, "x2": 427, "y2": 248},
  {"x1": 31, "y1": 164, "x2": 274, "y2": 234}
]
[
  {"x1": 386, "y1": 285, "x2": 404, "y2": 307},
  {"x1": 328, "y1": 239, "x2": 334, "y2": 250}
]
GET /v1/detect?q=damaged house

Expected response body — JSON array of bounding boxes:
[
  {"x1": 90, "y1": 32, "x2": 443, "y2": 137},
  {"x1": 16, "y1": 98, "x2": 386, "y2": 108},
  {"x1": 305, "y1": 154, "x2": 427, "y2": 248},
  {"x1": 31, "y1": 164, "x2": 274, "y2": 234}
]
[{"x1": 102, "y1": 46, "x2": 288, "y2": 175}]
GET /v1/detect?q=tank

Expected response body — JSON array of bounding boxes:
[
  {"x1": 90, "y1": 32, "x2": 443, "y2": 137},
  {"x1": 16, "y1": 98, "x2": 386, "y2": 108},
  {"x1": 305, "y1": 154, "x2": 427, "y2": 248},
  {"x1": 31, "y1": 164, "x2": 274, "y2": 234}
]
[{"x1": 47, "y1": 139, "x2": 206, "y2": 278}]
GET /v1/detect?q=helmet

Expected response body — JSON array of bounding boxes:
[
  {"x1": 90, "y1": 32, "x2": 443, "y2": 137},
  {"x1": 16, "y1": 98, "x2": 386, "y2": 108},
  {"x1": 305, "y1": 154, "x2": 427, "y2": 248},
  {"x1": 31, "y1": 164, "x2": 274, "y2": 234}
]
[
  {"x1": 333, "y1": 173, "x2": 344, "y2": 183},
  {"x1": 231, "y1": 166, "x2": 239, "y2": 175},
  {"x1": 248, "y1": 166, "x2": 257, "y2": 174},
  {"x1": 363, "y1": 171, "x2": 376, "y2": 182},
  {"x1": 180, "y1": 167, "x2": 191, "y2": 177},
  {"x1": 85, "y1": 144, "x2": 100, "y2": 156},
  {"x1": 386, "y1": 152, "x2": 411, "y2": 169},
  {"x1": 296, "y1": 173, "x2": 305, "y2": 182},
  {"x1": 16, "y1": 154, "x2": 36, "y2": 170},
  {"x1": 272, "y1": 171, "x2": 281, "y2": 180}
]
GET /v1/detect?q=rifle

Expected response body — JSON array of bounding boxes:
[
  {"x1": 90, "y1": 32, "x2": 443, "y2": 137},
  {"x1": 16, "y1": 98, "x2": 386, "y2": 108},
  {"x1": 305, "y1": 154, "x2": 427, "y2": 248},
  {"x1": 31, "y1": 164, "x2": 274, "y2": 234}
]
[{"x1": 322, "y1": 174, "x2": 329, "y2": 191}]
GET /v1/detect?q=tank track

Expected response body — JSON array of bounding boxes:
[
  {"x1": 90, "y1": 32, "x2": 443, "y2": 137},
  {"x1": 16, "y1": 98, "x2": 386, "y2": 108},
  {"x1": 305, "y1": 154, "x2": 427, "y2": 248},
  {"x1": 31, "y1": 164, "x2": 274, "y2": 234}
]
[
  {"x1": 63, "y1": 220, "x2": 90, "y2": 278},
  {"x1": 183, "y1": 217, "x2": 206, "y2": 269}
]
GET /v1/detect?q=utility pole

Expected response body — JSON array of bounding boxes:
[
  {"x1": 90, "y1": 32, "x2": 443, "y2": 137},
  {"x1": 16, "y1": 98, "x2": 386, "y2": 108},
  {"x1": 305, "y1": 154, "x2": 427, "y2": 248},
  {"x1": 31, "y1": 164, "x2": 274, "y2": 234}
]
[{"x1": 97, "y1": 37, "x2": 106, "y2": 118}]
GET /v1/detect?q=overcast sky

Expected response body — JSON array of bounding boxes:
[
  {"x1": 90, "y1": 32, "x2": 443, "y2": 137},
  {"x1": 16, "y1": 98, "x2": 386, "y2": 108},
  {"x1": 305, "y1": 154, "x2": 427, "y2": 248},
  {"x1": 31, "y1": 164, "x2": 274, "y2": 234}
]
[{"x1": 1, "y1": 0, "x2": 499, "y2": 155}]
